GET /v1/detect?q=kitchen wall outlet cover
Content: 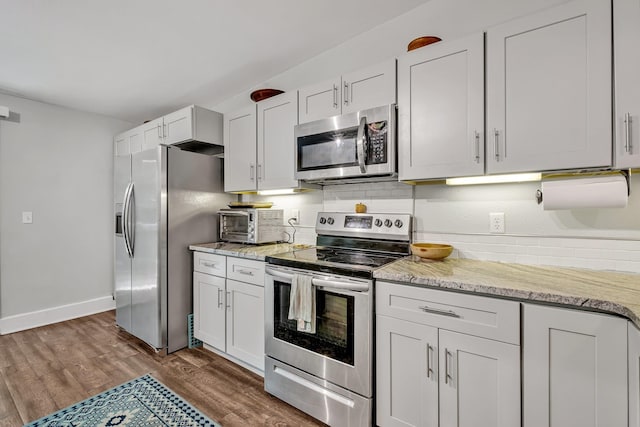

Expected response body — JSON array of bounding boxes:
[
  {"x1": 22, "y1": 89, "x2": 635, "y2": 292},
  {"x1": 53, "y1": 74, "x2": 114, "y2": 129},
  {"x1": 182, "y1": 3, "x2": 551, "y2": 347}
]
[
  {"x1": 489, "y1": 212, "x2": 505, "y2": 234},
  {"x1": 22, "y1": 211, "x2": 33, "y2": 224},
  {"x1": 290, "y1": 209, "x2": 300, "y2": 224}
]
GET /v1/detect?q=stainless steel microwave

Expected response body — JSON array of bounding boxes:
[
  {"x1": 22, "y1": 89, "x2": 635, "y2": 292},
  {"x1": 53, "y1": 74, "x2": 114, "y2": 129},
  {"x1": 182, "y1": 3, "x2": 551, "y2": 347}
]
[
  {"x1": 218, "y1": 208, "x2": 284, "y2": 244},
  {"x1": 294, "y1": 104, "x2": 396, "y2": 182}
]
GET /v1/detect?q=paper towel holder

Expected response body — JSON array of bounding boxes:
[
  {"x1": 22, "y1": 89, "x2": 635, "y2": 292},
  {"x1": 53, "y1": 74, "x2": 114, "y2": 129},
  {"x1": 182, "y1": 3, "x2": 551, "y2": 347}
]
[{"x1": 536, "y1": 170, "x2": 631, "y2": 205}]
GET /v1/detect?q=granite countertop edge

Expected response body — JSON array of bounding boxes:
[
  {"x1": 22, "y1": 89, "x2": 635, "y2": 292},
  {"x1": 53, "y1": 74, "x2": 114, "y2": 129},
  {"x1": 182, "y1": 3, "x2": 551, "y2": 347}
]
[
  {"x1": 374, "y1": 257, "x2": 640, "y2": 328},
  {"x1": 189, "y1": 242, "x2": 299, "y2": 261}
]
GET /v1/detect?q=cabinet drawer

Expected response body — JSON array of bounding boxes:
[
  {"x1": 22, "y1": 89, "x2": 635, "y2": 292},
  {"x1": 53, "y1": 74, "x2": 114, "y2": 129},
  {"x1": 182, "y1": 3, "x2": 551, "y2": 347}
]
[
  {"x1": 193, "y1": 251, "x2": 226, "y2": 277},
  {"x1": 226, "y1": 257, "x2": 265, "y2": 286},
  {"x1": 376, "y1": 281, "x2": 519, "y2": 345}
]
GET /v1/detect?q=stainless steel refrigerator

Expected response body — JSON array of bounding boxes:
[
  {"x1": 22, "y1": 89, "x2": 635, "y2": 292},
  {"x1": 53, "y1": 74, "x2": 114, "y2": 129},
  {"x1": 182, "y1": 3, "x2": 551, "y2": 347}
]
[{"x1": 114, "y1": 145, "x2": 232, "y2": 353}]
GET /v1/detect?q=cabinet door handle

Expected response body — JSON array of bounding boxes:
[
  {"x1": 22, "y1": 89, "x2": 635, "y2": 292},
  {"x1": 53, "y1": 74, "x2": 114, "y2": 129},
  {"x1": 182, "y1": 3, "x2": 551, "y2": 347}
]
[
  {"x1": 343, "y1": 81, "x2": 349, "y2": 106},
  {"x1": 202, "y1": 261, "x2": 218, "y2": 268},
  {"x1": 237, "y1": 268, "x2": 254, "y2": 276},
  {"x1": 419, "y1": 305, "x2": 460, "y2": 318},
  {"x1": 474, "y1": 131, "x2": 480, "y2": 163},
  {"x1": 257, "y1": 164, "x2": 262, "y2": 181},
  {"x1": 444, "y1": 349, "x2": 453, "y2": 385},
  {"x1": 217, "y1": 288, "x2": 223, "y2": 308},
  {"x1": 226, "y1": 291, "x2": 231, "y2": 309},
  {"x1": 624, "y1": 113, "x2": 632, "y2": 154},
  {"x1": 333, "y1": 84, "x2": 338, "y2": 108},
  {"x1": 493, "y1": 129, "x2": 500, "y2": 161},
  {"x1": 250, "y1": 164, "x2": 255, "y2": 181},
  {"x1": 162, "y1": 123, "x2": 167, "y2": 139},
  {"x1": 157, "y1": 124, "x2": 162, "y2": 139},
  {"x1": 426, "y1": 343, "x2": 434, "y2": 378}
]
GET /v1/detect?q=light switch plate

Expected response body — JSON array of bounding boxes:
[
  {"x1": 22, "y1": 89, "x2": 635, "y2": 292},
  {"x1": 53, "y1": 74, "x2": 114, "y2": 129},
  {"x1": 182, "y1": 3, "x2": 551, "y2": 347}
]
[{"x1": 22, "y1": 211, "x2": 33, "y2": 224}]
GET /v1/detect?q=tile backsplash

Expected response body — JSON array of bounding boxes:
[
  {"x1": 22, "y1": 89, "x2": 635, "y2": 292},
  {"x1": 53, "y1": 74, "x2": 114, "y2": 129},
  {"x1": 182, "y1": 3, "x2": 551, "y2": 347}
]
[{"x1": 253, "y1": 176, "x2": 640, "y2": 274}]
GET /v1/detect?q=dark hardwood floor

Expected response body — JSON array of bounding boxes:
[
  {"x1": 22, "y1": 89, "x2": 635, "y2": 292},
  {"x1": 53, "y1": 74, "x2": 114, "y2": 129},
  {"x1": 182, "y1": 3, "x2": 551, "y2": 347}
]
[{"x1": 0, "y1": 310, "x2": 326, "y2": 426}]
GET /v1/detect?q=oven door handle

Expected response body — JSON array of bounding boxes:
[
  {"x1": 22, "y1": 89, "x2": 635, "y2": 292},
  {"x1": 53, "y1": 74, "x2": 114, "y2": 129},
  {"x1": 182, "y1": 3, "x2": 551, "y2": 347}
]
[{"x1": 266, "y1": 267, "x2": 370, "y2": 292}]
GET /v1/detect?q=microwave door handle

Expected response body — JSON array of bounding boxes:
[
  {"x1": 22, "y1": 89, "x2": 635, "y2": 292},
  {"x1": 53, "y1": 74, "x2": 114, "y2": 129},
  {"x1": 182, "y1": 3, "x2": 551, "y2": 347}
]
[{"x1": 356, "y1": 116, "x2": 367, "y2": 174}]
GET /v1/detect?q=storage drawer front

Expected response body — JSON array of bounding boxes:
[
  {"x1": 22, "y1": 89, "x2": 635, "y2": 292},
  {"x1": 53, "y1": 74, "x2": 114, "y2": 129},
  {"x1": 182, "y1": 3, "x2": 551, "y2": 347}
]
[
  {"x1": 226, "y1": 257, "x2": 265, "y2": 286},
  {"x1": 376, "y1": 281, "x2": 519, "y2": 344},
  {"x1": 193, "y1": 251, "x2": 226, "y2": 276}
]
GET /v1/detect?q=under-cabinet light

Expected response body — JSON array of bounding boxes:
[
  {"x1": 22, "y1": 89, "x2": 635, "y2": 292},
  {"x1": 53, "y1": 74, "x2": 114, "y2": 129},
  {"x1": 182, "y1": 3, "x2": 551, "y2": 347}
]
[
  {"x1": 257, "y1": 188, "x2": 296, "y2": 196},
  {"x1": 446, "y1": 173, "x2": 542, "y2": 186}
]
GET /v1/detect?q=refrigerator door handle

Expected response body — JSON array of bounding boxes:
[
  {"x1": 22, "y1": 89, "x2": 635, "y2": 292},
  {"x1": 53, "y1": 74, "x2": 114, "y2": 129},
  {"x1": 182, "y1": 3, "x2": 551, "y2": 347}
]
[
  {"x1": 128, "y1": 183, "x2": 136, "y2": 256},
  {"x1": 122, "y1": 182, "x2": 134, "y2": 258}
]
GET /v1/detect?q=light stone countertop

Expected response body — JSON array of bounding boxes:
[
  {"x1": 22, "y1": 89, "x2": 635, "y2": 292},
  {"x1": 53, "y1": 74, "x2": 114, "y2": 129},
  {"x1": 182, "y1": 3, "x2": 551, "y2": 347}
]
[
  {"x1": 189, "y1": 242, "x2": 303, "y2": 261},
  {"x1": 374, "y1": 257, "x2": 640, "y2": 327}
]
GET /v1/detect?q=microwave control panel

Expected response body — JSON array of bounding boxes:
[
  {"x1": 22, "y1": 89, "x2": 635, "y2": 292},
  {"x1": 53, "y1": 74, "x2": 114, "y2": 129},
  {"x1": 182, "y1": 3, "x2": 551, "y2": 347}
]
[{"x1": 367, "y1": 121, "x2": 388, "y2": 165}]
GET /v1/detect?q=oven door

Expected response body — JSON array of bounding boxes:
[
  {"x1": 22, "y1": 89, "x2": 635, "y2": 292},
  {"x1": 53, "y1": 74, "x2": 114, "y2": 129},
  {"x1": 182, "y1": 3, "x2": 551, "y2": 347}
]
[
  {"x1": 219, "y1": 210, "x2": 253, "y2": 243},
  {"x1": 265, "y1": 265, "x2": 373, "y2": 397},
  {"x1": 294, "y1": 104, "x2": 396, "y2": 181}
]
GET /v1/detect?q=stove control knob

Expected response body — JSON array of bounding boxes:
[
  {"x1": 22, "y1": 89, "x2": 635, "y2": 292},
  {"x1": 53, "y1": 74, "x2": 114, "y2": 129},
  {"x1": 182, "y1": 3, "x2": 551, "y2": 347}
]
[
  {"x1": 394, "y1": 219, "x2": 403, "y2": 228},
  {"x1": 319, "y1": 217, "x2": 326, "y2": 224},
  {"x1": 374, "y1": 218, "x2": 383, "y2": 227},
  {"x1": 384, "y1": 219, "x2": 393, "y2": 228},
  {"x1": 327, "y1": 217, "x2": 335, "y2": 225}
]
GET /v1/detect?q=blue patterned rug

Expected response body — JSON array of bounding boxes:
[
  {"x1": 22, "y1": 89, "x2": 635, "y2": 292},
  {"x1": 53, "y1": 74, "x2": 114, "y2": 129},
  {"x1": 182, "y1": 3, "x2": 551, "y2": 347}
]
[{"x1": 24, "y1": 374, "x2": 220, "y2": 426}]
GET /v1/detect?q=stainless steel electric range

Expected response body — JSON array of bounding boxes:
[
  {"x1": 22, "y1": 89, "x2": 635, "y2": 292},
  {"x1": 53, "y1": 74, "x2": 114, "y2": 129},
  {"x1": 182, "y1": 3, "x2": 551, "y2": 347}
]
[{"x1": 264, "y1": 212, "x2": 412, "y2": 427}]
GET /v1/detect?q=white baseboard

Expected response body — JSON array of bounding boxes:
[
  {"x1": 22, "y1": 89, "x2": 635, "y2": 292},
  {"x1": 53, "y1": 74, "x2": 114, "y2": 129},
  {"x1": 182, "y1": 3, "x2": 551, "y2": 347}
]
[{"x1": 0, "y1": 296, "x2": 116, "y2": 335}]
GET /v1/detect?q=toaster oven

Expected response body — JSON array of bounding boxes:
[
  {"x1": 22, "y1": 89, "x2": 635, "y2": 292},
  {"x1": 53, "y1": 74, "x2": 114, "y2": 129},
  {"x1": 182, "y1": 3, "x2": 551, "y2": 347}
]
[{"x1": 218, "y1": 208, "x2": 284, "y2": 244}]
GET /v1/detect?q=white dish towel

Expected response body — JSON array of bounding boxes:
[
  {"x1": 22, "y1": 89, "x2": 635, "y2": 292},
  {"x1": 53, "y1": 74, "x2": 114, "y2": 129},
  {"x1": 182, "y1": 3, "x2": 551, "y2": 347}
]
[{"x1": 288, "y1": 274, "x2": 316, "y2": 333}]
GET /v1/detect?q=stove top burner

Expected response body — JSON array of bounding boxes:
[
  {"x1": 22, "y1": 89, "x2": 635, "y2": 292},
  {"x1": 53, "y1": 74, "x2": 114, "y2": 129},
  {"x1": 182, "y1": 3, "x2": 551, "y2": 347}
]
[
  {"x1": 266, "y1": 246, "x2": 406, "y2": 279},
  {"x1": 314, "y1": 247, "x2": 401, "y2": 268}
]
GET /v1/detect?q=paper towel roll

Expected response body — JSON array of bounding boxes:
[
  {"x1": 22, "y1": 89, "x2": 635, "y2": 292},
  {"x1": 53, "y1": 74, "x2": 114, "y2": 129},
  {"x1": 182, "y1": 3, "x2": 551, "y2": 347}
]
[{"x1": 541, "y1": 175, "x2": 628, "y2": 210}]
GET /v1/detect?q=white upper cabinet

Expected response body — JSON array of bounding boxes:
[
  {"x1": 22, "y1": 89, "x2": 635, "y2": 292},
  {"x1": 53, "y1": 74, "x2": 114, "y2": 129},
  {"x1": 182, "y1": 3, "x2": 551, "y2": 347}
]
[
  {"x1": 341, "y1": 59, "x2": 396, "y2": 115},
  {"x1": 486, "y1": 0, "x2": 612, "y2": 174},
  {"x1": 523, "y1": 303, "x2": 627, "y2": 427},
  {"x1": 224, "y1": 91, "x2": 299, "y2": 193},
  {"x1": 224, "y1": 105, "x2": 257, "y2": 193},
  {"x1": 614, "y1": 0, "x2": 640, "y2": 168},
  {"x1": 298, "y1": 59, "x2": 396, "y2": 124},
  {"x1": 398, "y1": 34, "x2": 484, "y2": 181},
  {"x1": 114, "y1": 105, "x2": 222, "y2": 154},
  {"x1": 298, "y1": 76, "x2": 342, "y2": 124},
  {"x1": 257, "y1": 91, "x2": 299, "y2": 190},
  {"x1": 114, "y1": 126, "x2": 143, "y2": 156},
  {"x1": 141, "y1": 117, "x2": 164, "y2": 151}
]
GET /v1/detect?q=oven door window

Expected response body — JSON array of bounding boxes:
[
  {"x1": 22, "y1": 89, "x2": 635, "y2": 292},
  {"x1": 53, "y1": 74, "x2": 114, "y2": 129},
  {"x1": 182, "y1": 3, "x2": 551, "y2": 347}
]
[
  {"x1": 273, "y1": 281, "x2": 355, "y2": 365},
  {"x1": 221, "y1": 214, "x2": 250, "y2": 235}
]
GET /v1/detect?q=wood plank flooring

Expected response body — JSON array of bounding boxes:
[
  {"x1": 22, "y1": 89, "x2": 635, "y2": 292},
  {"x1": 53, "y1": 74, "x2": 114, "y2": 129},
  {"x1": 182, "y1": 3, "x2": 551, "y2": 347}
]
[{"x1": 0, "y1": 310, "x2": 327, "y2": 426}]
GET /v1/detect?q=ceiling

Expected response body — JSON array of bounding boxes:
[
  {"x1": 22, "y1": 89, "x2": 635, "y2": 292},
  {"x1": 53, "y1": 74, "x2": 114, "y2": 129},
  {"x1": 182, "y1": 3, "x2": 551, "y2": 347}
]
[{"x1": 0, "y1": 0, "x2": 431, "y2": 124}]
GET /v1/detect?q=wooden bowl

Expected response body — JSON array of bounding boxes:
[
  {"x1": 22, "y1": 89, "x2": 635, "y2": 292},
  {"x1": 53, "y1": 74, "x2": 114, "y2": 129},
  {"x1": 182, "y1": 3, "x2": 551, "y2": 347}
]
[
  {"x1": 250, "y1": 89, "x2": 284, "y2": 102},
  {"x1": 407, "y1": 36, "x2": 442, "y2": 51},
  {"x1": 411, "y1": 243, "x2": 453, "y2": 260}
]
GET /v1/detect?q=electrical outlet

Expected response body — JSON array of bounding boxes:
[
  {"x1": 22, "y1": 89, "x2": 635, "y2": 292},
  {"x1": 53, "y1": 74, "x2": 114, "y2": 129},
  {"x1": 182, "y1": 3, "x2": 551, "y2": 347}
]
[
  {"x1": 290, "y1": 209, "x2": 299, "y2": 224},
  {"x1": 22, "y1": 211, "x2": 33, "y2": 224},
  {"x1": 489, "y1": 212, "x2": 505, "y2": 234}
]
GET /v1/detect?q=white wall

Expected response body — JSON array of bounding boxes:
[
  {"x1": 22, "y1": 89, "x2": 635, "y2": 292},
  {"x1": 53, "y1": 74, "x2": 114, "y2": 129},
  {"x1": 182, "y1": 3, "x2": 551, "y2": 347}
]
[
  {"x1": 213, "y1": 0, "x2": 639, "y2": 274},
  {"x1": 207, "y1": 0, "x2": 570, "y2": 114},
  {"x1": 0, "y1": 93, "x2": 131, "y2": 327}
]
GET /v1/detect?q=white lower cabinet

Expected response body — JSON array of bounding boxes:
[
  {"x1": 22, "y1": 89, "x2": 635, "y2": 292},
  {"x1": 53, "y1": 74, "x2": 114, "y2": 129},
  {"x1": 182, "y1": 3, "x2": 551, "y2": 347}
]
[
  {"x1": 225, "y1": 279, "x2": 264, "y2": 370},
  {"x1": 192, "y1": 251, "x2": 265, "y2": 372},
  {"x1": 523, "y1": 303, "x2": 627, "y2": 427},
  {"x1": 630, "y1": 323, "x2": 640, "y2": 427},
  {"x1": 376, "y1": 281, "x2": 520, "y2": 427}
]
